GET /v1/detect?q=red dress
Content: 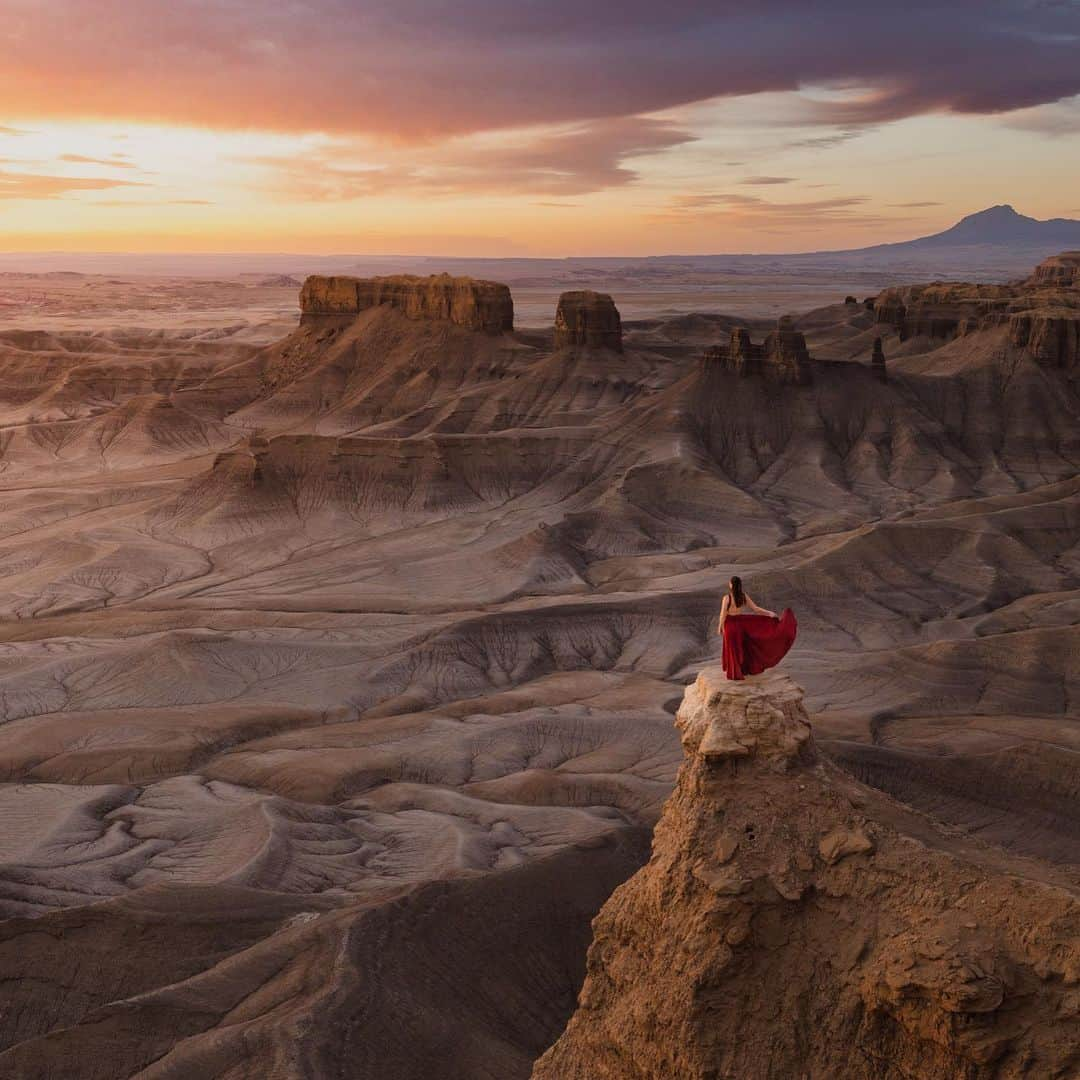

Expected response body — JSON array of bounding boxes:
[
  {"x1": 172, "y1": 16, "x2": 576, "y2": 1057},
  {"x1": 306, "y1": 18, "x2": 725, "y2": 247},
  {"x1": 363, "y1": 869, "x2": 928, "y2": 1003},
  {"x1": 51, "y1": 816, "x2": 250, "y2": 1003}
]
[{"x1": 722, "y1": 609, "x2": 797, "y2": 681}]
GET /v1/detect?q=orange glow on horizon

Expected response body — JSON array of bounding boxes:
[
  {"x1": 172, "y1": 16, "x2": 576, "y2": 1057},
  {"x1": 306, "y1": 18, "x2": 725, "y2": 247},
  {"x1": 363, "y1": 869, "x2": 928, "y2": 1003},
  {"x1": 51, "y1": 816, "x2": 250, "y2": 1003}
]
[{"x1": 0, "y1": 107, "x2": 1076, "y2": 257}]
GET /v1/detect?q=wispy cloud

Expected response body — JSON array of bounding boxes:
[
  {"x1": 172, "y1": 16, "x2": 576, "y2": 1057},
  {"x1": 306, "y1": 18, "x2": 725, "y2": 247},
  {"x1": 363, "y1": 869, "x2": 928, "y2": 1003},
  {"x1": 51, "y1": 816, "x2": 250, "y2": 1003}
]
[
  {"x1": 784, "y1": 129, "x2": 869, "y2": 152},
  {"x1": 739, "y1": 176, "x2": 797, "y2": 185},
  {"x1": 249, "y1": 117, "x2": 696, "y2": 199},
  {"x1": 59, "y1": 153, "x2": 138, "y2": 169},
  {"x1": 653, "y1": 190, "x2": 898, "y2": 229},
  {"x1": 1000, "y1": 94, "x2": 1080, "y2": 135},
  {"x1": 91, "y1": 197, "x2": 212, "y2": 206},
  {"x1": 0, "y1": 169, "x2": 146, "y2": 200}
]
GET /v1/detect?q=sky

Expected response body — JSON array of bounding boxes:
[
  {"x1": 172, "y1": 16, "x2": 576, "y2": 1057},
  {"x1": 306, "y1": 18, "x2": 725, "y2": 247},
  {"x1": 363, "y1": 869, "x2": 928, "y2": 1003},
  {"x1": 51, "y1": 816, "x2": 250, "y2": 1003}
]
[{"x1": 1, "y1": 0, "x2": 1078, "y2": 256}]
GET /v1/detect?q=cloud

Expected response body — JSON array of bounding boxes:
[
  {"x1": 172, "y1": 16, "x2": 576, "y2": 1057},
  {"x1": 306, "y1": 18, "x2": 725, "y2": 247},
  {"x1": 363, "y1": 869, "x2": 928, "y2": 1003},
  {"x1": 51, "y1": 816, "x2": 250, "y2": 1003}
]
[
  {"x1": 654, "y1": 190, "x2": 899, "y2": 229},
  {"x1": 0, "y1": 2, "x2": 1077, "y2": 138},
  {"x1": 740, "y1": 176, "x2": 797, "y2": 185},
  {"x1": 92, "y1": 197, "x2": 212, "y2": 206},
  {"x1": 59, "y1": 153, "x2": 138, "y2": 169},
  {"x1": 889, "y1": 200, "x2": 943, "y2": 208},
  {"x1": 0, "y1": 169, "x2": 145, "y2": 199},
  {"x1": 0, "y1": 125, "x2": 36, "y2": 136},
  {"x1": 251, "y1": 116, "x2": 696, "y2": 199},
  {"x1": 1000, "y1": 93, "x2": 1080, "y2": 134},
  {"x1": 784, "y1": 129, "x2": 869, "y2": 151}
]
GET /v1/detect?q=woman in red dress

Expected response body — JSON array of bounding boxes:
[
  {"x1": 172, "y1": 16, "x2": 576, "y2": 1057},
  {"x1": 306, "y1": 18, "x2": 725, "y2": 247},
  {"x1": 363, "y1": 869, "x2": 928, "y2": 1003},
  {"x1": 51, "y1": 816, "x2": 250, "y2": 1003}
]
[{"x1": 718, "y1": 575, "x2": 797, "y2": 681}]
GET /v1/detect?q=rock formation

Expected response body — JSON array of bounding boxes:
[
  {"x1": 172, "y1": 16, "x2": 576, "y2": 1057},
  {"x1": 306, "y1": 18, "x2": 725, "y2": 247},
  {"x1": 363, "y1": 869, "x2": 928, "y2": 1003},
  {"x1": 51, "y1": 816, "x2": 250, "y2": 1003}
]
[
  {"x1": 872, "y1": 283, "x2": 1014, "y2": 341},
  {"x1": 554, "y1": 291, "x2": 623, "y2": 352},
  {"x1": 871, "y1": 336, "x2": 886, "y2": 381},
  {"x1": 300, "y1": 273, "x2": 514, "y2": 334},
  {"x1": 703, "y1": 317, "x2": 812, "y2": 384},
  {"x1": 873, "y1": 252, "x2": 1079, "y2": 370},
  {"x1": 1008, "y1": 310, "x2": 1080, "y2": 370},
  {"x1": 1027, "y1": 251, "x2": 1080, "y2": 288},
  {"x1": 533, "y1": 671, "x2": 1080, "y2": 1080},
  {"x1": 763, "y1": 315, "x2": 812, "y2": 384}
]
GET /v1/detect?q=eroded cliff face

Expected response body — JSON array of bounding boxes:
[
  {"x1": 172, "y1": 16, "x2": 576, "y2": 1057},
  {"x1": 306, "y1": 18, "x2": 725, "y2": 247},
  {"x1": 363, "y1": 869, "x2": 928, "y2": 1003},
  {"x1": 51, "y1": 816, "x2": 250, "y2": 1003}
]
[
  {"x1": 873, "y1": 252, "x2": 1080, "y2": 370},
  {"x1": 533, "y1": 671, "x2": 1080, "y2": 1080},
  {"x1": 300, "y1": 273, "x2": 514, "y2": 333},
  {"x1": 554, "y1": 291, "x2": 623, "y2": 352}
]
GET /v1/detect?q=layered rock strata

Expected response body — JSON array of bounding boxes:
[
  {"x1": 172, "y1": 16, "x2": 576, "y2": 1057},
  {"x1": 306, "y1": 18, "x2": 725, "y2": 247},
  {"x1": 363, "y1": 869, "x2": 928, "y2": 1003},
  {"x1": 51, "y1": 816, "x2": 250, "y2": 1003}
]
[
  {"x1": 554, "y1": 291, "x2": 623, "y2": 352},
  {"x1": 300, "y1": 274, "x2": 514, "y2": 333},
  {"x1": 533, "y1": 671, "x2": 1080, "y2": 1080}
]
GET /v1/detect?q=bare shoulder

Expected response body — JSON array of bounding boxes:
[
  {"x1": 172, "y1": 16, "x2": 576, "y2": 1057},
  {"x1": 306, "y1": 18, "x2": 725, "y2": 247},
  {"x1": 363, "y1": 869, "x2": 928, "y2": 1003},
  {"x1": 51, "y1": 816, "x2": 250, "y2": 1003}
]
[{"x1": 720, "y1": 594, "x2": 730, "y2": 610}]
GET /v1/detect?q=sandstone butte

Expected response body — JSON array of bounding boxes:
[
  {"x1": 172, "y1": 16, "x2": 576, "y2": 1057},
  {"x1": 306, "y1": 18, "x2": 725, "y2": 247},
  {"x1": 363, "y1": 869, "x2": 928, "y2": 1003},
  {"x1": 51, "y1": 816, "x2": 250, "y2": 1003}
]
[
  {"x1": 873, "y1": 252, "x2": 1080, "y2": 370},
  {"x1": 554, "y1": 290, "x2": 624, "y2": 352},
  {"x1": 533, "y1": 671, "x2": 1080, "y2": 1080},
  {"x1": 300, "y1": 273, "x2": 515, "y2": 334}
]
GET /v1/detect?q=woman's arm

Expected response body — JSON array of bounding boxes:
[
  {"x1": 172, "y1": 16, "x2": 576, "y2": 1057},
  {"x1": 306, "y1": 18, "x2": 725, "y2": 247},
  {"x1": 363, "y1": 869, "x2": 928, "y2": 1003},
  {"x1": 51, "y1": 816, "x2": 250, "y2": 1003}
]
[
  {"x1": 718, "y1": 594, "x2": 729, "y2": 633},
  {"x1": 747, "y1": 594, "x2": 777, "y2": 618}
]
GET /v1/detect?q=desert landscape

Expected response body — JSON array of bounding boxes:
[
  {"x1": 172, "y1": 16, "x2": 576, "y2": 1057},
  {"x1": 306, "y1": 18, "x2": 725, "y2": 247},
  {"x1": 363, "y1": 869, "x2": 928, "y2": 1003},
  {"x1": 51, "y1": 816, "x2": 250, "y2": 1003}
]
[
  {"x1": 0, "y1": 242, "x2": 1074, "y2": 1076},
  {"x1": 4, "y1": 1, "x2": 1080, "y2": 1074}
]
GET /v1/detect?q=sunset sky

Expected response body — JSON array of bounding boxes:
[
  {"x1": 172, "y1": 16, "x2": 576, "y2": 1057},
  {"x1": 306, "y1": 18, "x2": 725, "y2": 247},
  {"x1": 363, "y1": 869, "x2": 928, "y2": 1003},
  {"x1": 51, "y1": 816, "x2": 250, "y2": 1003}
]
[{"x1": 1, "y1": 1, "x2": 1078, "y2": 256}]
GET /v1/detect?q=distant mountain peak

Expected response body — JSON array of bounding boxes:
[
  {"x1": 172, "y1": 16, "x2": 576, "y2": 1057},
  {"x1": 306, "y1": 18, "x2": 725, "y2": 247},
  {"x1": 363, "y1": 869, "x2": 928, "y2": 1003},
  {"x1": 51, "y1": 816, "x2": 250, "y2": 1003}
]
[
  {"x1": 887, "y1": 203, "x2": 1080, "y2": 251},
  {"x1": 966, "y1": 203, "x2": 1021, "y2": 218},
  {"x1": 952, "y1": 204, "x2": 1035, "y2": 227},
  {"x1": 784, "y1": 203, "x2": 1080, "y2": 272}
]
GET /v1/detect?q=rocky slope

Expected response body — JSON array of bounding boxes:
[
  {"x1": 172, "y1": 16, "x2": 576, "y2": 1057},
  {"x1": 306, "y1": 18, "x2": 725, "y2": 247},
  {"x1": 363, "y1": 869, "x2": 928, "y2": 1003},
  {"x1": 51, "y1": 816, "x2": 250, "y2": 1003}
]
[{"x1": 534, "y1": 671, "x2": 1080, "y2": 1080}]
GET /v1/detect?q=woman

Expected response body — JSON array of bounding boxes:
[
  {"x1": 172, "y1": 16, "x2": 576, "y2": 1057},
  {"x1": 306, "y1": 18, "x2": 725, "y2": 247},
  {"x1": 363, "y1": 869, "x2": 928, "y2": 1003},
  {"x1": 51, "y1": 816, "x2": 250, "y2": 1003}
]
[{"x1": 718, "y1": 575, "x2": 797, "y2": 681}]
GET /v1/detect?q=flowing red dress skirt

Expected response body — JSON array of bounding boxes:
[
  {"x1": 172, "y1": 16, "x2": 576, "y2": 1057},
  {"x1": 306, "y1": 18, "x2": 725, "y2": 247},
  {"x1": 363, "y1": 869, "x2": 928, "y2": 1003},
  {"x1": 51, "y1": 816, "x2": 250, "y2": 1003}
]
[{"x1": 722, "y1": 609, "x2": 798, "y2": 681}]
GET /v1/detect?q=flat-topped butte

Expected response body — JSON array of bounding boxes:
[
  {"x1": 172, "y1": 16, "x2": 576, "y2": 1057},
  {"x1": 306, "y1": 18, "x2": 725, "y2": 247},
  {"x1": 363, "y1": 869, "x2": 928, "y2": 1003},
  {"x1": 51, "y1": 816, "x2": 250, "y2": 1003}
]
[{"x1": 300, "y1": 273, "x2": 514, "y2": 334}]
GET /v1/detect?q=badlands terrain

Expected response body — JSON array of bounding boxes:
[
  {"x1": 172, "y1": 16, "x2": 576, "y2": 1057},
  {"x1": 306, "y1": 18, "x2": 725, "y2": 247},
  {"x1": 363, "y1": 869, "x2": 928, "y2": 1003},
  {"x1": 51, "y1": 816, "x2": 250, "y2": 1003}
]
[{"x1": 0, "y1": 253, "x2": 1077, "y2": 1077}]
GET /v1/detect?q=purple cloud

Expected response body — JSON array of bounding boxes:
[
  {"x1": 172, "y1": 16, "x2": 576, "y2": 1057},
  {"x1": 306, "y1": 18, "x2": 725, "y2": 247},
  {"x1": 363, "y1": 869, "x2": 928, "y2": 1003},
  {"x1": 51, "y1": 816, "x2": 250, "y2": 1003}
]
[{"x1": 0, "y1": 2, "x2": 1076, "y2": 137}]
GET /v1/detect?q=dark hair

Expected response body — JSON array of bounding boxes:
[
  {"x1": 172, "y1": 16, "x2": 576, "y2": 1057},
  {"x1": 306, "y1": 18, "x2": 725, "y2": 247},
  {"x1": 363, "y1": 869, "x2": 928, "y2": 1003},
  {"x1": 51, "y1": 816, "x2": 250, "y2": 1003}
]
[{"x1": 729, "y1": 576, "x2": 745, "y2": 608}]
